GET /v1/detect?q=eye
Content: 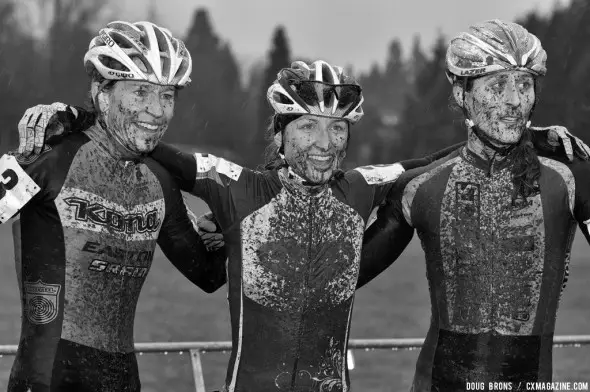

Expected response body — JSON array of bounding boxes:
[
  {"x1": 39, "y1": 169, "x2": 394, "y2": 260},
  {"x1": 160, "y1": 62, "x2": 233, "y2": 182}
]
[
  {"x1": 134, "y1": 89, "x2": 147, "y2": 97},
  {"x1": 518, "y1": 81, "x2": 533, "y2": 91},
  {"x1": 162, "y1": 92, "x2": 175, "y2": 101},
  {"x1": 490, "y1": 82, "x2": 503, "y2": 92},
  {"x1": 298, "y1": 122, "x2": 315, "y2": 130},
  {"x1": 331, "y1": 123, "x2": 346, "y2": 132}
]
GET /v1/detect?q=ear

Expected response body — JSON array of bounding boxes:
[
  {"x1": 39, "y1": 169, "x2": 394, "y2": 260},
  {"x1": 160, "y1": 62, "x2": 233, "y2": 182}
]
[
  {"x1": 92, "y1": 81, "x2": 110, "y2": 114},
  {"x1": 273, "y1": 132, "x2": 282, "y2": 149},
  {"x1": 452, "y1": 83, "x2": 465, "y2": 108}
]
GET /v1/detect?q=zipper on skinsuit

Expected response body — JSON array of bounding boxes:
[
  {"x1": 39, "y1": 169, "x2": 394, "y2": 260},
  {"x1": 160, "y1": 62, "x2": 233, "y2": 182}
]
[
  {"x1": 117, "y1": 159, "x2": 139, "y2": 351},
  {"x1": 487, "y1": 170, "x2": 498, "y2": 332},
  {"x1": 290, "y1": 196, "x2": 316, "y2": 390}
]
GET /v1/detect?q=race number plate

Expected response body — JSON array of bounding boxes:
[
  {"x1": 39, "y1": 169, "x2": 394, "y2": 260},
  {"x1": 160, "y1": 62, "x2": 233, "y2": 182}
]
[{"x1": 0, "y1": 154, "x2": 40, "y2": 223}]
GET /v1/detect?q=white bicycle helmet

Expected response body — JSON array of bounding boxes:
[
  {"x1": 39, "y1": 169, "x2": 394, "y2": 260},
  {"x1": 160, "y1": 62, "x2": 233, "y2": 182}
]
[
  {"x1": 267, "y1": 60, "x2": 364, "y2": 124},
  {"x1": 446, "y1": 19, "x2": 547, "y2": 83},
  {"x1": 84, "y1": 21, "x2": 192, "y2": 87}
]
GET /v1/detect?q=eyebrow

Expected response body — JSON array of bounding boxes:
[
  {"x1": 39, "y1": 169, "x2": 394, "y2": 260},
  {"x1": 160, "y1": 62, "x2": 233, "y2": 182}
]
[
  {"x1": 489, "y1": 74, "x2": 509, "y2": 82},
  {"x1": 487, "y1": 74, "x2": 533, "y2": 84},
  {"x1": 130, "y1": 83, "x2": 152, "y2": 90}
]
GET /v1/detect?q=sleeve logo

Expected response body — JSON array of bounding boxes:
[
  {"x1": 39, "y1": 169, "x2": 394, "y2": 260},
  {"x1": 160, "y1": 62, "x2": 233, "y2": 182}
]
[
  {"x1": 354, "y1": 163, "x2": 405, "y2": 185},
  {"x1": 24, "y1": 280, "x2": 61, "y2": 325},
  {"x1": 195, "y1": 153, "x2": 243, "y2": 183}
]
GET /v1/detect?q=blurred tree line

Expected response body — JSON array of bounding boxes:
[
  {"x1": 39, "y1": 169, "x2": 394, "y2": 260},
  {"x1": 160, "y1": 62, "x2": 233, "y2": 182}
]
[
  {"x1": 1, "y1": 0, "x2": 589, "y2": 167},
  {"x1": 392, "y1": 0, "x2": 590, "y2": 161}
]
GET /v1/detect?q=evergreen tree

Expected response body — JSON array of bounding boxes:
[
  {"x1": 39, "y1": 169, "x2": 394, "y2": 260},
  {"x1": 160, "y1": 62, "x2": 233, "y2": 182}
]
[
  {"x1": 0, "y1": 1, "x2": 44, "y2": 148},
  {"x1": 254, "y1": 26, "x2": 291, "y2": 159},
  {"x1": 382, "y1": 38, "x2": 409, "y2": 113},
  {"x1": 44, "y1": 0, "x2": 108, "y2": 103},
  {"x1": 396, "y1": 34, "x2": 462, "y2": 160},
  {"x1": 171, "y1": 8, "x2": 247, "y2": 152},
  {"x1": 408, "y1": 35, "x2": 427, "y2": 85}
]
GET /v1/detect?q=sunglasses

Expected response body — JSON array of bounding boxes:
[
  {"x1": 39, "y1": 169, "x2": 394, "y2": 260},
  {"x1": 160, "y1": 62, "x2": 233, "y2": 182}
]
[{"x1": 288, "y1": 80, "x2": 362, "y2": 112}]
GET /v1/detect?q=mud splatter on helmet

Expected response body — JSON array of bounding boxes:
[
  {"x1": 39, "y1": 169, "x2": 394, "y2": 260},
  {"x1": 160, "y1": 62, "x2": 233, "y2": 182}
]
[
  {"x1": 446, "y1": 19, "x2": 547, "y2": 83},
  {"x1": 84, "y1": 21, "x2": 192, "y2": 87}
]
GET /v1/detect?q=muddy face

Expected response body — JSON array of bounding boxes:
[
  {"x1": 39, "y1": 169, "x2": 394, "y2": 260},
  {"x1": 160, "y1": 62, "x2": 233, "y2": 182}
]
[
  {"x1": 464, "y1": 70, "x2": 535, "y2": 146},
  {"x1": 102, "y1": 81, "x2": 176, "y2": 154},
  {"x1": 282, "y1": 115, "x2": 349, "y2": 184}
]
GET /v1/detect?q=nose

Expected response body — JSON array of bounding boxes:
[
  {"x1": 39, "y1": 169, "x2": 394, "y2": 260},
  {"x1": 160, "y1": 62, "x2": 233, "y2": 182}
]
[
  {"x1": 145, "y1": 92, "x2": 164, "y2": 118},
  {"x1": 314, "y1": 125, "x2": 331, "y2": 150},
  {"x1": 505, "y1": 78, "x2": 521, "y2": 108}
]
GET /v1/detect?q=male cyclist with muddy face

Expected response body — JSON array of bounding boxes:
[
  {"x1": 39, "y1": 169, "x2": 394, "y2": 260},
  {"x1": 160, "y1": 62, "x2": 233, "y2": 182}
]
[
  {"x1": 0, "y1": 21, "x2": 226, "y2": 392},
  {"x1": 359, "y1": 20, "x2": 590, "y2": 391}
]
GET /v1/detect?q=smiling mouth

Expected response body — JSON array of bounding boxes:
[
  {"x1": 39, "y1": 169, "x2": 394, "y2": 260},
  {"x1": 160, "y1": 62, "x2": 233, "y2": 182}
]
[
  {"x1": 308, "y1": 155, "x2": 331, "y2": 162},
  {"x1": 134, "y1": 121, "x2": 161, "y2": 131},
  {"x1": 500, "y1": 116, "x2": 520, "y2": 123},
  {"x1": 308, "y1": 154, "x2": 334, "y2": 169}
]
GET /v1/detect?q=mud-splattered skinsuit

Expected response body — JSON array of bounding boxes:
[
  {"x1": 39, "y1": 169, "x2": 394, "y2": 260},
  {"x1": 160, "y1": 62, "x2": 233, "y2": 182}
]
[
  {"x1": 151, "y1": 142, "x2": 420, "y2": 392},
  {"x1": 360, "y1": 147, "x2": 590, "y2": 392},
  {"x1": 3, "y1": 125, "x2": 226, "y2": 392}
]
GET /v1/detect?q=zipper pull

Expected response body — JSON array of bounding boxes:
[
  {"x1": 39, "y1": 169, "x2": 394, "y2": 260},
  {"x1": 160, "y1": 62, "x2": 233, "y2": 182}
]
[{"x1": 487, "y1": 150, "x2": 498, "y2": 177}]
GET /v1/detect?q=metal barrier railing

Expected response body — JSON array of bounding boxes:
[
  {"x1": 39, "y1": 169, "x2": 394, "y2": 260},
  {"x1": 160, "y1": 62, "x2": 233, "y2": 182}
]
[{"x1": 1, "y1": 335, "x2": 589, "y2": 392}]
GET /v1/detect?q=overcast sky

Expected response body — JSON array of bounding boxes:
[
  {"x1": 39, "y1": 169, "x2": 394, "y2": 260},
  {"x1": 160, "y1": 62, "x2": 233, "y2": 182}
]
[{"x1": 121, "y1": 0, "x2": 570, "y2": 73}]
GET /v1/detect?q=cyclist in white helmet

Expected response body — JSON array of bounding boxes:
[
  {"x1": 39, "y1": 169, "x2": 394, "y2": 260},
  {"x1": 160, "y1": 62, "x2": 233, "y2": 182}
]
[
  {"x1": 13, "y1": 50, "x2": 589, "y2": 391},
  {"x1": 359, "y1": 20, "x2": 590, "y2": 391},
  {"x1": 0, "y1": 21, "x2": 226, "y2": 392}
]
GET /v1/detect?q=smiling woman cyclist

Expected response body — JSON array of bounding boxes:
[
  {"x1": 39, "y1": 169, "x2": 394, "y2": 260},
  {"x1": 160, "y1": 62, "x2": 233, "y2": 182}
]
[{"x1": 148, "y1": 60, "x2": 450, "y2": 392}]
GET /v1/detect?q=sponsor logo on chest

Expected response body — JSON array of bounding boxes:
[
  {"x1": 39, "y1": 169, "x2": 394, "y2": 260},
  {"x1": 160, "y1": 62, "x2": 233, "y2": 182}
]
[
  {"x1": 56, "y1": 188, "x2": 165, "y2": 241},
  {"x1": 82, "y1": 240, "x2": 152, "y2": 279}
]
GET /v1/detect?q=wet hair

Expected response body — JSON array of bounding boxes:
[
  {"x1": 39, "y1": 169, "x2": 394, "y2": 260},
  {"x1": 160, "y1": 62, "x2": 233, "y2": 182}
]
[
  {"x1": 260, "y1": 114, "x2": 301, "y2": 170},
  {"x1": 259, "y1": 113, "x2": 352, "y2": 174},
  {"x1": 84, "y1": 67, "x2": 117, "y2": 115},
  {"x1": 452, "y1": 75, "x2": 542, "y2": 203}
]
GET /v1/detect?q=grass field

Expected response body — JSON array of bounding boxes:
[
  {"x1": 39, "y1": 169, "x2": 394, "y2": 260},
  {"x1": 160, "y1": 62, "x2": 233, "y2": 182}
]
[{"x1": 0, "y1": 197, "x2": 588, "y2": 392}]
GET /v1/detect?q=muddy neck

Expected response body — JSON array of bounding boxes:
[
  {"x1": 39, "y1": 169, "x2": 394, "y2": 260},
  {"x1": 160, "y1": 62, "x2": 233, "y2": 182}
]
[
  {"x1": 278, "y1": 166, "x2": 329, "y2": 197},
  {"x1": 466, "y1": 128, "x2": 511, "y2": 163},
  {"x1": 86, "y1": 120, "x2": 143, "y2": 163}
]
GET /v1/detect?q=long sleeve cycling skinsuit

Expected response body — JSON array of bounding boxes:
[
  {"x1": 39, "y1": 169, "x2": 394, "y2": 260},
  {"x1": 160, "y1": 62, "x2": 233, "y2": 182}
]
[
  {"x1": 149, "y1": 141, "x2": 457, "y2": 392},
  {"x1": 359, "y1": 145, "x2": 590, "y2": 392},
  {"x1": 2, "y1": 123, "x2": 227, "y2": 392}
]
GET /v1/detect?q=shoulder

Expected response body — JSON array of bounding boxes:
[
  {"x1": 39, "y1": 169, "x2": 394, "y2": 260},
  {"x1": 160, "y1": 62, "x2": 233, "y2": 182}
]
[
  {"x1": 398, "y1": 153, "x2": 461, "y2": 193},
  {"x1": 143, "y1": 157, "x2": 182, "y2": 197},
  {"x1": 22, "y1": 133, "x2": 90, "y2": 178},
  {"x1": 538, "y1": 156, "x2": 587, "y2": 186},
  {"x1": 393, "y1": 153, "x2": 461, "y2": 222}
]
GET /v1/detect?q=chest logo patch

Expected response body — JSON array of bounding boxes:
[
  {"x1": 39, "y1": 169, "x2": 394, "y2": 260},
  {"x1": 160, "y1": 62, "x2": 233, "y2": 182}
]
[
  {"x1": 24, "y1": 280, "x2": 61, "y2": 325},
  {"x1": 456, "y1": 181, "x2": 479, "y2": 204}
]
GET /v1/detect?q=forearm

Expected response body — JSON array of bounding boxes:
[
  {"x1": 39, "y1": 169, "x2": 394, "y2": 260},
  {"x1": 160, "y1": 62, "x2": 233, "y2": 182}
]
[
  {"x1": 151, "y1": 143, "x2": 198, "y2": 192},
  {"x1": 159, "y1": 233, "x2": 227, "y2": 293},
  {"x1": 400, "y1": 142, "x2": 465, "y2": 170},
  {"x1": 357, "y1": 203, "x2": 414, "y2": 289}
]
